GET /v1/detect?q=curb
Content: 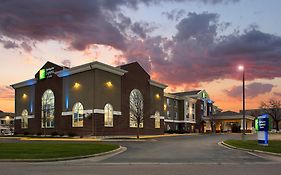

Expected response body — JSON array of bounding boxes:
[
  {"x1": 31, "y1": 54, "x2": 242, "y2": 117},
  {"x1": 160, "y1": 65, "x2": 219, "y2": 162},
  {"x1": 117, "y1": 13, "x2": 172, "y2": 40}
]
[
  {"x1": 220, "y1": 141, "x2": 281, "y2": 157},
  {"x1": 0, "y1": 146, "x2": 126, "y2": 162}
]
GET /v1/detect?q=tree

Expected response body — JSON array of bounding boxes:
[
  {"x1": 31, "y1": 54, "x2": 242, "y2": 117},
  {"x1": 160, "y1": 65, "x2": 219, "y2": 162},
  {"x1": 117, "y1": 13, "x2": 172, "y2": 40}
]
[
  {"x1": 260, "y1": 99, "x2": 281, "y2": 131},
  {"x1": 129, "y1": 89, "x2": 144, "y2": 139}
]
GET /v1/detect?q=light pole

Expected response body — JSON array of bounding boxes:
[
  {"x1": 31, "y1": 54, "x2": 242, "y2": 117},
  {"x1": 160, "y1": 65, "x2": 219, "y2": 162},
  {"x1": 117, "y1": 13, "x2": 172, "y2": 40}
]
[{"x1": 238, "y1": 65, "x2": 246, "y2": 141}]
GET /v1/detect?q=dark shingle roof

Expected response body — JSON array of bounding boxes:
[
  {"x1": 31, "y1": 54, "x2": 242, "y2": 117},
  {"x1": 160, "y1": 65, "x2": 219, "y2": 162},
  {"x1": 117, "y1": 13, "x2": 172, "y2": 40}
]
[{"x1": 172, "y1": 90, "x2": 201, "y2": 96}]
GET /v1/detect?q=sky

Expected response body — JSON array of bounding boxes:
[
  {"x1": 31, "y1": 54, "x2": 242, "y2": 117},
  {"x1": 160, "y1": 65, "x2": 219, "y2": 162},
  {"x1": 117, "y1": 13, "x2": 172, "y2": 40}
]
[{"x1": 0, "y1": 0, "x2": 281, "y2": 113}]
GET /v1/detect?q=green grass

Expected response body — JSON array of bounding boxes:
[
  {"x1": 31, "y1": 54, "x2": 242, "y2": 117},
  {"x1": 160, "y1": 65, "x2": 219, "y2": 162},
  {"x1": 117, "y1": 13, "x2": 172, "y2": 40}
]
[
  {"x1": 0, "y1": 142, "x2": 119, "y2": 159},
  {"x1": 224, "y1": 140, "x2": 281, "y2": 154}
]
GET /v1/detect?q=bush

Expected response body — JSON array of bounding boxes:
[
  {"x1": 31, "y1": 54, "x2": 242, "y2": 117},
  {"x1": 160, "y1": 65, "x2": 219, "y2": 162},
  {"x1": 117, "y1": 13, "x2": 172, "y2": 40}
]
[
  {"x1": 23, "y1": 131, "x2": 29, "y2": 135},
  {"x1": 59, "y1": 133, "x2": 65, "y2": 137},
  {"x1": 51, "y1": 132, "x2": 59, "y2": 136},
  {"x1": 68, "y1": 133, "x2": 77, "y2": 137},
  {"x1": 37, "y1": 132, "x2": 42, "y2": 136}
]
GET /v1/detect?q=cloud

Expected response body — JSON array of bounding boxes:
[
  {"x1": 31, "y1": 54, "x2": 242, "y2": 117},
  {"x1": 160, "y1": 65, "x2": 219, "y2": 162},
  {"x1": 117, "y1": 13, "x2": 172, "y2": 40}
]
[
  {"x1": 0, "y1": 85, "x2": 14, "y2": 99},
  {"x1": 115, "y1": 11, "x2": 281, "y2": 90},
  {"x1": 162, "y1": 9, "x2": 186, "y2": 21},
  {"x1": 225, "y1": 82, "x2": 274, "y2": 98},
  {"x1": 61, "y1": 59, "x2": 71, "y2": 68},
  {"x1": 0, "y1": 38, "x2": 19, "y2": 49},
  {"x1": 0, "y1": 0, "x2": 240, "y2": 52},
  {"x1": 273, "y1": 92, "x2": 281, "y2": 97}
]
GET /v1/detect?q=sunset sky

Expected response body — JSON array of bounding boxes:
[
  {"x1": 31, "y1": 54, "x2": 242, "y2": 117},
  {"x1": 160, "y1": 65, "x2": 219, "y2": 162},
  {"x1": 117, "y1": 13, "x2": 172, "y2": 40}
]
[{"x1": 1, "y1": 0, "x2": 281, "y2": 113}]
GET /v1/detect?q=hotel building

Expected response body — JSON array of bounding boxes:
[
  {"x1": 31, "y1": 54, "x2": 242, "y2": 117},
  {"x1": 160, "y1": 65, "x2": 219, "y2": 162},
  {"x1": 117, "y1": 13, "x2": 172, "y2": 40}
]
[
  {"x1": 11, "y1": 61, "x2": 167, "y2": 136},
  {"x1": 11, "y1": 61, "x2": 215, "y2": 136}
]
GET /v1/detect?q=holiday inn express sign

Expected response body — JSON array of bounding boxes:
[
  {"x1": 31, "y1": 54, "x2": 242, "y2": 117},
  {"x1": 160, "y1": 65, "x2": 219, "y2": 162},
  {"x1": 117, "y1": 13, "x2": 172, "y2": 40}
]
[{"x1": 39, "y1": 67, "x2": 55, "y2": 80}]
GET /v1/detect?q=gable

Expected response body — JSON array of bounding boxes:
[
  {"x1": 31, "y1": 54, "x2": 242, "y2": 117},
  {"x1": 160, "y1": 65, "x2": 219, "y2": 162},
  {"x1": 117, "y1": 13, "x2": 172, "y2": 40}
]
[
  {"x1": 35, "y1": 61, "x2": 64, "y2": 80},
  {"x1": 120, "y1": 62, "x2": 150, "y2": 79}
]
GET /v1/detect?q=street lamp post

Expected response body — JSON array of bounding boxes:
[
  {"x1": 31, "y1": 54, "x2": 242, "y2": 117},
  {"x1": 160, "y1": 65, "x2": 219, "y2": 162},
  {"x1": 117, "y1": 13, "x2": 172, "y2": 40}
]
[{"x1": 238, "y1": 65, "x2": 246, "y2": 141}]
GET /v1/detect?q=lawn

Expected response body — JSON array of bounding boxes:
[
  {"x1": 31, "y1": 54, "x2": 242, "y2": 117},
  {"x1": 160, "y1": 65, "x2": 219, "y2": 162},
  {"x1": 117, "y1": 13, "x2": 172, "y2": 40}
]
[
  {"x1": 224, "y1": 140, "x2": 281, "y2": 154},
  {"x1": 0, "y1": 142, "x2": 119, "y2": 159}
]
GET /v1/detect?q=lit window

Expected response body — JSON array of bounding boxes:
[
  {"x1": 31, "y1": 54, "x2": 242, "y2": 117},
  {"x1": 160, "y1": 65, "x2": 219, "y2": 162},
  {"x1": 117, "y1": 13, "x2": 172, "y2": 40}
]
[
  {"x1": 21, "y1": 109, "x2": 28, "y2": 129},
  {"x1": 104, "y1": 103, "x2": 113, "y2": 127},
  {"x1": 167, "y1": 98, "x2": 170, "y2": 106},
  {"x1": 155, "y1": 111, "x2": 160, "y2": 129},
  {"x1": 167, "y1": 111, "x2": 170, "y2": 119},
  {"x1": 72, "y1": 102, "x2": 84, "y2": 127},
  {"x1": 129, "y1": 89, "x2": 144, "y2": 128},
  {"x1": 41, "y1": 89, "x2": 55, "y2": 128}
]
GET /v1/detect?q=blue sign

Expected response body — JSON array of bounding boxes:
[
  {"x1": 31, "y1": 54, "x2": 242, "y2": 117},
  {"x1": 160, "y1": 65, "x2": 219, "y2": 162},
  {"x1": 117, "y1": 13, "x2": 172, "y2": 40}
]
[
  {"x1": 257, "y1": 115, "x2": 269, "y2": 131},
  {"x1": 257, "y1": 114, "x2": 269, "y2": 146}
]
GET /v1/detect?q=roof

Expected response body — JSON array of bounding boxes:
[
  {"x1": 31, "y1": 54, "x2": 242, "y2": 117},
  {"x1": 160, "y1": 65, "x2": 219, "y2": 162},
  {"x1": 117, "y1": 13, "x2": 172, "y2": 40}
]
[
  {"x1": 217, "y1": 111, "x2": 240, "y2": 116},
  {"x1": 0, "y1": 112, "x2": 14, "y2": 119},
  {"x1": 172, "y1": 90, "x2": 202, "y2": 96},
  {"x1": 212, "y1": 111, "x2": 255, "y2": 120},
  {"x1": 149, "y1": 80, "x2": 168, "y2": 89},
  {"x1": 56, "y1": 61, "x2": 128, "y2": 77}
]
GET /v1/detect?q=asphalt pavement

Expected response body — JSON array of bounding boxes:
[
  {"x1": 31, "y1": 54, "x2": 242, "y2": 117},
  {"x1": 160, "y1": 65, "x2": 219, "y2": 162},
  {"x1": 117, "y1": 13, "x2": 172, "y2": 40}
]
[{"x1": 1, "y1": 134, "x2": 281, "y2": 175}]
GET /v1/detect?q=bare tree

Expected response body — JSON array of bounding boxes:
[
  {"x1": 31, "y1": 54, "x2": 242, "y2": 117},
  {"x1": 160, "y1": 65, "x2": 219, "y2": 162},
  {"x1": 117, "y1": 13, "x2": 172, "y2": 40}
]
[
  {"x1": 129, "y1": 89, "x2": 144, "y2": 139},
  {"x1": 260, "y1": 99, "x2": 281, "y2": 131}
]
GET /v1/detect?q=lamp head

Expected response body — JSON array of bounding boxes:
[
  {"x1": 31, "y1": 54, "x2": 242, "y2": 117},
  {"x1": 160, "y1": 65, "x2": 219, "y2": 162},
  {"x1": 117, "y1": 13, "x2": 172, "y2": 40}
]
[{"x1": 238, "y1": 65, "x2": 244, "y2": 71}]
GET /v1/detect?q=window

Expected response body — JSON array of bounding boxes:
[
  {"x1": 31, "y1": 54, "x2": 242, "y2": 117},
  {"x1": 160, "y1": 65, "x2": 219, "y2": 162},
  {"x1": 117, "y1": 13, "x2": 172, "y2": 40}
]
[
  {"x1": 167, "y1": 111, "x2": 170, "y2": 119},
  {"x1": 201, "y1": 104, "x2": 204, "y2": 110},
  {"x1": 41, "y1": 89, "x2": 55, "y2": 128},
  {"x1": 155, "y1": 111, "x2": 160, "y2": 129},
  {"x1": 192, "y1": 103, "x2": 195, "y2": 109},
  {"x1": 174, "y1": 100, "x2": 178, "y2": 107},
  {"x1": 104, "y1": 103, "x2": 113, "y2": 127},
  {"x1": 21, "y1": 109, "x2": 28, "y2": 128},
  {"x1": 192, "y1": 114, "x2": 195, "y2": 120},
  {"x1": 129, "y1": 89, "x2": 144, "y2": 128},
  {"x1": 72, "y1": 102, "x2": 84, "y2": 127},
  {"x1": 175, "y1": 112, "x2": 178, "y2": 120},
  {"x1": 167, "y1": 98, "x2": 170, "y2": 106},
  {"x1": 0, "y1": 120, "x2": 4, "y2": 125}
]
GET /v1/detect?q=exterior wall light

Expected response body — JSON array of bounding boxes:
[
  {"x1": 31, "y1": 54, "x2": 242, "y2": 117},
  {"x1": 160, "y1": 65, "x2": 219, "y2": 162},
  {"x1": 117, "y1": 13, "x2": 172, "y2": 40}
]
[
  {"x1": 164, "y1": 104, "x2": 167, "y2": 111},
  {"x1": 155, "y1": 93, "x2": 160, "y2": 99},
  {"x1": 105, "y1": 81, "x2": 113, "y2": 88},
  {"x1": 74, "y1": 82, "x2": 81, "y2": 89},
  {"x1": 22, "y1": 93, "x2": 27, "y2": 99}
]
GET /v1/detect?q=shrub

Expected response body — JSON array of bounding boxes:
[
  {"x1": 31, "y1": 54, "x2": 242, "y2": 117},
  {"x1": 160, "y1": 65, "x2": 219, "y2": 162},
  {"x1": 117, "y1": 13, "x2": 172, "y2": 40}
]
[
  {"x1": 51, "y1": 132, "x2": 59, "y2": 136},
  {"x1": 68, "y1": 133, "x2": 76, "y2": 137},
  {"x1": 23, "y1": 131, "x2": 29, "y2": 135}
]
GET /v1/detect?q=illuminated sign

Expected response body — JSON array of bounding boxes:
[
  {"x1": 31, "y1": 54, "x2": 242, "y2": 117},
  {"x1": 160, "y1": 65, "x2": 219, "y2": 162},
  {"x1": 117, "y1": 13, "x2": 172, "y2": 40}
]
[
  {"x1": 39, "y1": 69, "x2": 46, "y2": 80},
  {"x1": 39, "y1": 67, "x2": 55, "y2": 80},
  {"x1": 256, "y1": 114, "x2": 269, "y2": 146}
]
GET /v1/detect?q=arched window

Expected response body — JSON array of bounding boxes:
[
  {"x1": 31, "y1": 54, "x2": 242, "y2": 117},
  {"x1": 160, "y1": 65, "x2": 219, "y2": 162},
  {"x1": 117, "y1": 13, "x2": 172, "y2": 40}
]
[
  {"x1": 155, "y1": 111, "x2": 160, "y2": 129},
  {"x1": 21, "y1": 109, "x2": 28, "y2": 129},
  {"x1": 104, "y1": 103, "x2": 113, "y2": 127},
  {"x1": 72, "y1": 102, "x2": 84, "y2": 127},
  {"x1": 129, "y1": 89, "x2": 144, "y2": 128},
  {"x1": 41, "y1": 89, "x2": 55, "y2": 128}
]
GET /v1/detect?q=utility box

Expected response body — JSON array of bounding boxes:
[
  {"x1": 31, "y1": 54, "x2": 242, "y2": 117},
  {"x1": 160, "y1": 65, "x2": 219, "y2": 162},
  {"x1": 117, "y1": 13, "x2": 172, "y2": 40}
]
[{"x1": 255, "y1": 114, "x2": 269, "y2": 146}]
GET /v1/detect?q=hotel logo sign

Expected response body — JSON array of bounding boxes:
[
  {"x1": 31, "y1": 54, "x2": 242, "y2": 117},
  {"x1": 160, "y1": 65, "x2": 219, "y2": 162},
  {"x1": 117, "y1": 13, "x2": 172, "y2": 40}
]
[{"x1": 39, "y1": 67, "x2": 55, "y2": 80}]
